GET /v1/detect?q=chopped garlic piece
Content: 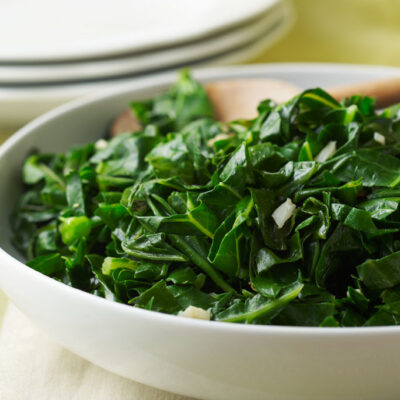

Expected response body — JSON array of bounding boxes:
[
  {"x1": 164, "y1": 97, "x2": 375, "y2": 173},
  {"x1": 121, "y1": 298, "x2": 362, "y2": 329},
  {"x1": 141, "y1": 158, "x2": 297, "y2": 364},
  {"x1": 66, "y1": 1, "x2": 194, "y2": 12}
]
[
  {"x1": 373, "y1": 132, "x2": 385, "y2": 145},
  {"x1": 95, "y1": 138, "x2": 108, "y2": 150},
  {"x1": 207, "y1": 133, "x2": 232, "y2": 147},
  {"x1": 272, "y1": 198, "x2": 296, "y2": 229},
  {"x1": 315, "y1": 141, "x2": 336, "y2": 162},
  {"x1": 178, "y1": 305, "x2": 210, "y2": 320}
]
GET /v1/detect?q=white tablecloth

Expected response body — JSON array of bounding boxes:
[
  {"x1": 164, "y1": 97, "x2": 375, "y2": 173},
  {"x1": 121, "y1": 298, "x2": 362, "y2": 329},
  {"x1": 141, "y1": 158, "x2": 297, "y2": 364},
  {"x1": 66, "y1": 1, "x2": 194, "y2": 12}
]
[{"x1": 0, "y1": 291, "x2": 193, "y2": 400}]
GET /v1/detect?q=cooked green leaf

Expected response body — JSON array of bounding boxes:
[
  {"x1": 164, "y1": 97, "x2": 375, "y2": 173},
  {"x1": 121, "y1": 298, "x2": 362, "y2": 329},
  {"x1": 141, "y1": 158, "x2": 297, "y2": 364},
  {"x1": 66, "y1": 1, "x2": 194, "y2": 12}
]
[{"x1": 13, "y1": 72, "x2": 400, "y2": 326}]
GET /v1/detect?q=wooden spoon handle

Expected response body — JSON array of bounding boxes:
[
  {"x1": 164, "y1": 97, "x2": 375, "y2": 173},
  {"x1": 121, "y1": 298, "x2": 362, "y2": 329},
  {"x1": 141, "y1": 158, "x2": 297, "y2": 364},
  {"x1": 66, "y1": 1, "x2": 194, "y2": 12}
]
[
  {"x1": 204, "y1": 79, "x2": 300, "y2": 122},
  {"x1": 328, "y1": 76, "x2": 400, "y2": 108},
  {"x1": 110, "y1": 75, "x2": 400, "y2": 137}
]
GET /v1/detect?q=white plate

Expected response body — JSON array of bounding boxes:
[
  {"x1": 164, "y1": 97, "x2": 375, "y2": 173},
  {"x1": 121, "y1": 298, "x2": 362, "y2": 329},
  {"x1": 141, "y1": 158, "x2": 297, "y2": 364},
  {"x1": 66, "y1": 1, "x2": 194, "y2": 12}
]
[
  {"x1": 0, "y1": 14, "x2": 293, "y2": 129},
  {"x1": 1, "y1": 64, "x2": 400, "y2": 400},
  {"x1": 0, "y1": 2, "x2": 290, "y2": 84},
  {"x1": 0, "y1": 0, "x2": 280, "y2": 62}
]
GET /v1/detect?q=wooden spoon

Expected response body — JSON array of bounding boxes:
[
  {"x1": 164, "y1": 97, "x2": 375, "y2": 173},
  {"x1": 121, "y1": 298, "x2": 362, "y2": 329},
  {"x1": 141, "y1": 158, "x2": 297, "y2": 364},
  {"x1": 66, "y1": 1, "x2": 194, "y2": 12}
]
[
  {"x1": 110, "y1": 78, "x2": 300, "y2": 136},
  {"x1": 329, "y1": 76, "x2": 400, "y2": 108},
  {"x1": 204, "y1": 78, "x2": 300, "y2": 122},
  {"x1": 110, "y1": 76, "x2": 400, "y2": 137}
]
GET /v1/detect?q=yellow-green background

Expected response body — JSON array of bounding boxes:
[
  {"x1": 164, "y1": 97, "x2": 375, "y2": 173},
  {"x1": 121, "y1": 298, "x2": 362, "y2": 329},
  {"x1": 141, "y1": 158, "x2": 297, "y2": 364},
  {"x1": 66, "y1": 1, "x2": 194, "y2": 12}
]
[
  {"x1": 1, "y1": 0, "x2": 399, "y2": 142},
  {"x1": 255, "y1": 0, "x2": 400, "y2": 66}
]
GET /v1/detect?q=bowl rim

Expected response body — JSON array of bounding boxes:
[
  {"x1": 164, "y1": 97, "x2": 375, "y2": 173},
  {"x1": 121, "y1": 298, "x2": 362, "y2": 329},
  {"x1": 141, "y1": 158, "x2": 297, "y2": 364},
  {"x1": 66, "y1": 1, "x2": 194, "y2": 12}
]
[{"x1": 3, "y1": 62, "x2": 400, "y2": 336}]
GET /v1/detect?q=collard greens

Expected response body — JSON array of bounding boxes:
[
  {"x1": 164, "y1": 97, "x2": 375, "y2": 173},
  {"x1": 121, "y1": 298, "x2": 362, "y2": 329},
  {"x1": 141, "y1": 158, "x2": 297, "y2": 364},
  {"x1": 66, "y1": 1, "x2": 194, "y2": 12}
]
[{"x1": 13, "y1": 70, "x2": 400, "y2": 326}]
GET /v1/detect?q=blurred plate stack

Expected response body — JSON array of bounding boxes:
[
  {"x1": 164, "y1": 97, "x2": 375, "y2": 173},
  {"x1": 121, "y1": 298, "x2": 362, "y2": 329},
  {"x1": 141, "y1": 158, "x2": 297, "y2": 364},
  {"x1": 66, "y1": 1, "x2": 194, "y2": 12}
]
[{"x1": 0, "y1": 0, "x2": 293, "y2": 127}]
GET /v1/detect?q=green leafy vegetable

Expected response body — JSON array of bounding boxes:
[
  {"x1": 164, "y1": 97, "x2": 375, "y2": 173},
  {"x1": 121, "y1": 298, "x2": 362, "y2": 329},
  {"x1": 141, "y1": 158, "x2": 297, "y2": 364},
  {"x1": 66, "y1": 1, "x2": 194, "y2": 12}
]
[{"x1": 13, "y1": 70, "x2": 400, "y2": 326}]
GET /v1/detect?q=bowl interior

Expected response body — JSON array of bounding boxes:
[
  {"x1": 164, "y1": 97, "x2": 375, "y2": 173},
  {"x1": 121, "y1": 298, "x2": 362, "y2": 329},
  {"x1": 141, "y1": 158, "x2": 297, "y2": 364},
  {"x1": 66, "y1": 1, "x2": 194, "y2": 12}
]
[
  {"x1": 1, "y1": 64, "x2": 400, "y2": 254},
  {"x1": 2, "y1": 64, "x2": 400, "y2": 258},
  {"x1": 2, "y1": 64, "x2": 400, "y2": 257}
]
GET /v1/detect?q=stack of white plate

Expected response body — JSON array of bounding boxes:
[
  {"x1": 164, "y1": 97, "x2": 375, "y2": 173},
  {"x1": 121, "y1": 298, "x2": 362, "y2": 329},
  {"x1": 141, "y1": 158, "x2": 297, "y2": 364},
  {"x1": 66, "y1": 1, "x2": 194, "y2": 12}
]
[{"x1": 0, "y1": 0, "x2": 293, "y2": 127}]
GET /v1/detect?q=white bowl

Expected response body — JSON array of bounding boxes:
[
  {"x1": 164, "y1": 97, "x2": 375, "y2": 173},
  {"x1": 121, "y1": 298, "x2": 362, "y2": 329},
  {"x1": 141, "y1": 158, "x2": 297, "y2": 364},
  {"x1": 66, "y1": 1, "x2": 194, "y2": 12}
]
[{"x1": 1, "y1": 64, "x2": 400, "y2": 400}]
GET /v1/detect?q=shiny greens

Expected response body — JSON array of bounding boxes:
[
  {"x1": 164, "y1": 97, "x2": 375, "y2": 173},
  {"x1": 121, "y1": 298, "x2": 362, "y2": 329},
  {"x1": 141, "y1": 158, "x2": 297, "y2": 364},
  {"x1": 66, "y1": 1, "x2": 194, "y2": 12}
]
[{"x1": 12, "y1": 71, "x2": 400, "y2": 326}]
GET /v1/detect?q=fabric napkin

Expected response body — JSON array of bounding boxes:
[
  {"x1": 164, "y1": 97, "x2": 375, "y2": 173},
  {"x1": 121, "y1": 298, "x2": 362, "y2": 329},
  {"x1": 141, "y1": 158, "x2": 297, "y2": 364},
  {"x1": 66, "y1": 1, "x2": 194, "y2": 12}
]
[{"x1": 0, "y1": 290, "x2": 193, "y2": 400}]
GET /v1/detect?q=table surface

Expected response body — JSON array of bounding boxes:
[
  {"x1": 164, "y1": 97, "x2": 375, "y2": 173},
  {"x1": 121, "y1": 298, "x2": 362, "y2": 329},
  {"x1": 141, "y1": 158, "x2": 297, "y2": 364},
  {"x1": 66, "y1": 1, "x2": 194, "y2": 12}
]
[{"x1": 0, "y1": 298, "x2": 192, "y2": 400}]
